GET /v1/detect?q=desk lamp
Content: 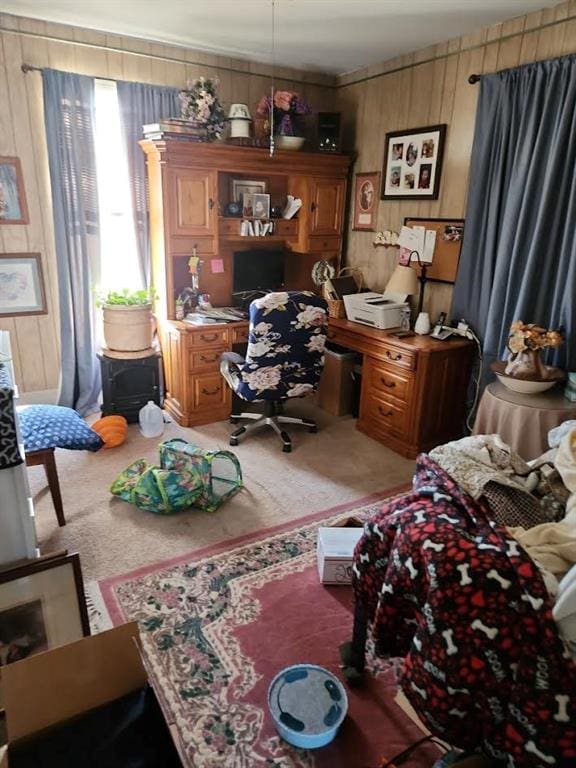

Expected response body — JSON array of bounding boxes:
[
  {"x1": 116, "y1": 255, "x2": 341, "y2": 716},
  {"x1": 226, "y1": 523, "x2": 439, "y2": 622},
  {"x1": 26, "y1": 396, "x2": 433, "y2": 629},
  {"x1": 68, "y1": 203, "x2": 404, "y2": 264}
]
[{"x1": 385, "y1": 251, "x2": 428, "y2": 316}]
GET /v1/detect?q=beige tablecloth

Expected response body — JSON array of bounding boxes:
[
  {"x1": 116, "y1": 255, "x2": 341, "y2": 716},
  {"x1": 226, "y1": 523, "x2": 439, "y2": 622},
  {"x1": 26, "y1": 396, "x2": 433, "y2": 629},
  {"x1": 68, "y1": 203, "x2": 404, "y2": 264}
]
[{"x1": 473, "y1": 381, "x2": 576, "y2": 460}]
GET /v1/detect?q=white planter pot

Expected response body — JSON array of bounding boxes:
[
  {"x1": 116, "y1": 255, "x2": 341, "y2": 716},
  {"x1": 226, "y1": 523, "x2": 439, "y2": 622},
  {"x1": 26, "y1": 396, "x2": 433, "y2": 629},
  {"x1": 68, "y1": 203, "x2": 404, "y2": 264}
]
[{"x1": 102, "y1": 304, "x2": 153, "y2": 352}]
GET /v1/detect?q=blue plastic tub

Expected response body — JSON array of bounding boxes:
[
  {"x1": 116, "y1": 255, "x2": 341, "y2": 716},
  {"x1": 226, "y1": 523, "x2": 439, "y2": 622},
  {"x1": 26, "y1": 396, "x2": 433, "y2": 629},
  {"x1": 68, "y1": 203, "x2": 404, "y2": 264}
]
[{"x1": 268, "y1": 664, "x2": 349, "y2": 749}]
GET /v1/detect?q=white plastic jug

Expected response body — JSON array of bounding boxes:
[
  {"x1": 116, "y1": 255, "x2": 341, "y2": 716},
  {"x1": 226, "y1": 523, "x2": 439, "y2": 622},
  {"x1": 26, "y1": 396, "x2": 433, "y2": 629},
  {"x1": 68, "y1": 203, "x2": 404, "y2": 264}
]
[{"x1": 139, "y1": 400, "x2": 165, "y2": 438}]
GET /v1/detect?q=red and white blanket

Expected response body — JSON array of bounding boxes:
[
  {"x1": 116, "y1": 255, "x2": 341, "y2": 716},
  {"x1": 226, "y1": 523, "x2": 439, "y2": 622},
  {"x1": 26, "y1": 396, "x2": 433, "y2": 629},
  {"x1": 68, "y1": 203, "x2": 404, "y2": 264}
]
[{"x1": 353, "y1": 456, "x2": 576, "y2": 767}]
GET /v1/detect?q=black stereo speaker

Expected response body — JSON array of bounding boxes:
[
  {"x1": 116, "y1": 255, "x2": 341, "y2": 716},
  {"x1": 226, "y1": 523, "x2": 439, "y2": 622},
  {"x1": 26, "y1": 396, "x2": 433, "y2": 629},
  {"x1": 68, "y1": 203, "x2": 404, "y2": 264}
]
[{"x1": 316, "y1": 112, "x2": 341, "y2": 152}]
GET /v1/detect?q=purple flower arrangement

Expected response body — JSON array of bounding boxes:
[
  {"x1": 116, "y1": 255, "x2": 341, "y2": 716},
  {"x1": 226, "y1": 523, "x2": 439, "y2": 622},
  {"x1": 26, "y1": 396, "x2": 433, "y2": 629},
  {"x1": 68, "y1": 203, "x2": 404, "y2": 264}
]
[{"x1": 256, "y1": 90, "x2": 312, "y2": 136}]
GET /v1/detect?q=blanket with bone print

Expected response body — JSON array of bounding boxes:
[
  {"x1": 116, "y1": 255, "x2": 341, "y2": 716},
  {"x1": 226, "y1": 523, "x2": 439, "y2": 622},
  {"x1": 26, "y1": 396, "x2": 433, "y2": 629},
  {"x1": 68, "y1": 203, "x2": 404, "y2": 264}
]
[{"x1": 352, "y1": 456, "x2": 576, "y2": 767}]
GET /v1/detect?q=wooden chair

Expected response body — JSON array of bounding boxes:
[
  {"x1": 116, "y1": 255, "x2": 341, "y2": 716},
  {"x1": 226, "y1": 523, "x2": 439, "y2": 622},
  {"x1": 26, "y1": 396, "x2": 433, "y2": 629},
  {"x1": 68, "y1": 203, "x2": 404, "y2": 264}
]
[{"x1": 25, "y1": 448, "x2": 66, "y2": 527}]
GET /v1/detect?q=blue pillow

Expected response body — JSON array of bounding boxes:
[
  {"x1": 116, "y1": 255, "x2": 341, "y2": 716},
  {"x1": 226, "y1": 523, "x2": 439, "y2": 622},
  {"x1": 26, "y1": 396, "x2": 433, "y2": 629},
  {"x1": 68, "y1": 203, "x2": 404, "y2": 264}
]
[{"x1": 18, "y1": 405, "x2": 103, "y2": 453}]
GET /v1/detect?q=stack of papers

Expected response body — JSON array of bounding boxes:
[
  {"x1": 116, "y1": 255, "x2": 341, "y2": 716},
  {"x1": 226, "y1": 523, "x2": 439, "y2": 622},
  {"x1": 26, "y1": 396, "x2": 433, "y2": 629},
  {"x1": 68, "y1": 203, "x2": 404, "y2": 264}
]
[{"x1": 282, "y1": 195, "x2": 302, "y2": 220}]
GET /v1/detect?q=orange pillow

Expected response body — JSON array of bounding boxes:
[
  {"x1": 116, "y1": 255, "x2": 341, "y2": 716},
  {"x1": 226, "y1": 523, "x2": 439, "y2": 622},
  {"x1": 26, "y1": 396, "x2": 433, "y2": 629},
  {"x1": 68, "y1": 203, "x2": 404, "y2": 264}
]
[{"x1": 91, "y1": 415, "x2": 128, "y2": 448}]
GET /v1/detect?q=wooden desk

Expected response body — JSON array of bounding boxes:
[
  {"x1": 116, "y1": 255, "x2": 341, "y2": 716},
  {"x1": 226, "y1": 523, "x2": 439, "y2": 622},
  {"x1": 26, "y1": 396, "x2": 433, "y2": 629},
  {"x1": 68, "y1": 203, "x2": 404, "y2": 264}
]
[
  {"x1": 327, "y1": 319, "x2": 475, "y2": 458},
  {"x1": 160, "y1": 316, "x2": 474, "y2": 458}
]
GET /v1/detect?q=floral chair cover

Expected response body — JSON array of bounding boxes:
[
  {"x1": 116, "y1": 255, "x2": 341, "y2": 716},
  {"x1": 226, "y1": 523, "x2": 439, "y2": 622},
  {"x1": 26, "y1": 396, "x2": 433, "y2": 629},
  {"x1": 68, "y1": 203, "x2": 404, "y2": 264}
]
[{"x1": 224, "y1": 291, "x2": 328, "y2": 403}]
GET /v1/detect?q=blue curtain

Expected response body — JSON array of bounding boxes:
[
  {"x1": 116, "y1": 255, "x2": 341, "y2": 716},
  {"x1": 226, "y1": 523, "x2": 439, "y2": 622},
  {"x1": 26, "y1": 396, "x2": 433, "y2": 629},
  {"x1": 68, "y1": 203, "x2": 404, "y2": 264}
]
[
  {"x1": 452, "y1": 55, "x2": 576, "y2": 376},
  {"x1": 116, "y1": 81, "x2": 180, "y2": 288},
  {"x1": 43, "y1": 68, "x2": 101, "y2": 415}
]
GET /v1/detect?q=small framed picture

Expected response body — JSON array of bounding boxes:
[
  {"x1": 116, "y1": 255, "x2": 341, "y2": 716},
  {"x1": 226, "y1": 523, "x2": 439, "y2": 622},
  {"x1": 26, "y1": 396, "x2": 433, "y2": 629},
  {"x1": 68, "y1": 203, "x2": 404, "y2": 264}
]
[
  {"x1": 0, "y1": 156, "x2": 29, "y2": 225},
  {"x1": 353, "y1": 171, "x2": 380, "y2": 231},
  {"x1": 251, "y1": 193, "x2": 270, "y2": 219},
  {"x1": 381, "y1": 124, "x2": 446, "y2": 200},
  {"x1": 0, "y1": 552, "x2": 90, "y2": 704},
  {"x1": 231, "y1": 179, "x2": 266, "y2": 203},
  {"x1": 0, "y1": 253, "x2": 47, "y2": 317}
]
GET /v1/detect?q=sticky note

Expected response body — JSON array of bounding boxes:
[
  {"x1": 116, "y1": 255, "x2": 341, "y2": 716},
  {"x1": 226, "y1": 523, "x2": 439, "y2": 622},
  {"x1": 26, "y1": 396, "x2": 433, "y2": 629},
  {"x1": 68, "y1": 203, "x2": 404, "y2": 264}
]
[{"x1": 211, "y1": 259, "x2": 224, "y2": 274}]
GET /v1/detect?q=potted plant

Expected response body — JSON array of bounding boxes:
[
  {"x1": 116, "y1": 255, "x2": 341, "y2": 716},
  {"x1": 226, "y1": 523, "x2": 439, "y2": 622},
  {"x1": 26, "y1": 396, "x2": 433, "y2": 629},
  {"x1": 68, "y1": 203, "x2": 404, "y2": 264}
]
[
  {"x1": 97, "y1": 288, "x2": 157, "y2": 352},
  {"x1": 256, "y1": 90, "x2": 312, "y2": 150}
]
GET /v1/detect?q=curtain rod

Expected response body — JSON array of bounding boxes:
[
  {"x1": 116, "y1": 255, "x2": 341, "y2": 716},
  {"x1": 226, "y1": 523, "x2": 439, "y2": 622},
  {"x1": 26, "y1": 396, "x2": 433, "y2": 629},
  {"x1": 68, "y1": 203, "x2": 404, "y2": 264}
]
[
  {"x1": 4, "y1": 24, "x2": 336, "y2": 90},
  {"x1": 21, "y1": 62, "x2": 117, "y2": 83}
]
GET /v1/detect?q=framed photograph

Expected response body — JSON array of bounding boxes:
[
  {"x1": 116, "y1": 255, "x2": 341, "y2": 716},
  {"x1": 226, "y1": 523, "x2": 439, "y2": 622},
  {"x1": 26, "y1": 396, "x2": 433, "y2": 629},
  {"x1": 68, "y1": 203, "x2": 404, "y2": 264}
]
[
  {"x1": 381, "y1": 124, "x2": 446, "y2": 200},
  {"x1": 0, "y1": 552, "x2": 89, "y2": 705},
  {"x1": 231, "y1": 179, "x2": 267, "y2": 203},
  {"x1": 353, "y1": 171, "x2": 380, "y2": 231},
  {"x1": 0, "y1": 156, "x2": 29, "y2": 225},
  {"x1": 251, "y1": 193, "x2": 271, "y2": 219},
  {"x1": 0, "y1": 253, "x2": 47, "y2": 317}
]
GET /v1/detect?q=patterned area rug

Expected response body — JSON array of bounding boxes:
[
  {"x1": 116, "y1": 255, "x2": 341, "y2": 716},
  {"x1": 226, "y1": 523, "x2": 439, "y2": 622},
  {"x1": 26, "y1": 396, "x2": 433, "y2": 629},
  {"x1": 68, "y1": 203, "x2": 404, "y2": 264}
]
[{"x1": 98, "y1": 485, "x2": 441, "y2": 768}]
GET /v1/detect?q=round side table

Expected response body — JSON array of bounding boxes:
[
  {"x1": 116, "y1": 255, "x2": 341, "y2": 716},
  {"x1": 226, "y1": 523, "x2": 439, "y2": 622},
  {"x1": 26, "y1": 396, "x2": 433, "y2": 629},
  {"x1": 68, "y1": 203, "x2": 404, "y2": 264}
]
[{"x1": 472, "y1": 381, "x2": 576, "y2": 460}]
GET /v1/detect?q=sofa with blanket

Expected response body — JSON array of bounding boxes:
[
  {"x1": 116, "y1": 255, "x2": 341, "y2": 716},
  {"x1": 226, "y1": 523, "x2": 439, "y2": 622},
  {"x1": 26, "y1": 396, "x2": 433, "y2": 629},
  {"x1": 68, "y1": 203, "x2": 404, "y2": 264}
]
[{"x1": 347, "y1": 426, "x2": 576, "y2": 768}]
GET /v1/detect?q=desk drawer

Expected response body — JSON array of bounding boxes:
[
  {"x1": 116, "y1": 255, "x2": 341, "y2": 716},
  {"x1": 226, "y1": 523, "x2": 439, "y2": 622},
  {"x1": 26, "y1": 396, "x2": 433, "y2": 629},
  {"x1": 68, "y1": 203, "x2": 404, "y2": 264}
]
[
  {"x1": 365, "y1": 392, "x2": 407, "y2": 436},
  {"x1": 308, "y1": 236, "x2": 341, "y2": 253},
  {"x1": 190, "y1": 348, "x2": 226, "y2": 371},
  {"x1": 368, "y1": 361, "x2": 411, "y2": 402},
  {"x1": 188, "y1": 328, "x2": 229, "y2": 348},
  {"x1": 233, "y1": 326, "x2": 250, "y2": 344},
  {"x1": 380, "y1": 343, "x2": 416, "y2": 371},
  {"x1": 192, "y1": 372, "x2": 227, "y2": 409}
]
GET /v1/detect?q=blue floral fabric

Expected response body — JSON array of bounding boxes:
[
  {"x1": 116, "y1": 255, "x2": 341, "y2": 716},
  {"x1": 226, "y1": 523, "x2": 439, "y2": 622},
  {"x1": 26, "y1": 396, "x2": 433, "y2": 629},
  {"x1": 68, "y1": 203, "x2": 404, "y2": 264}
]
[
  {"x1": 230, "y1": 291, "x2": 328, "y2": 402},
  {"x1": 18, "y1": 404, "x2": 103, "y2": 452}
]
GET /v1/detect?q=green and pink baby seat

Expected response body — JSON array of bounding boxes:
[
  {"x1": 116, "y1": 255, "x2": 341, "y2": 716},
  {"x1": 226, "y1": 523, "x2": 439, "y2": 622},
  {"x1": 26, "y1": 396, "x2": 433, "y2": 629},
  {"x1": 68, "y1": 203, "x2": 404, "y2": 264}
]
[{"x1": 111, "y1": 438, "x2": 242, "y2": 514}]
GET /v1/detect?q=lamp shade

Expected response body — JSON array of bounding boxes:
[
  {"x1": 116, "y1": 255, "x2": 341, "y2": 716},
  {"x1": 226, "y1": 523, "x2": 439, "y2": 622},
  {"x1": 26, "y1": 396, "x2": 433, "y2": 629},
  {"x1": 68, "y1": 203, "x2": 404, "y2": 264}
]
[
  {"x1": 385, "y1": 264, "x2": 418, "y2": 295},
  {"x1": 228, "y1": 103, "x2": 251, "y2": 119}
]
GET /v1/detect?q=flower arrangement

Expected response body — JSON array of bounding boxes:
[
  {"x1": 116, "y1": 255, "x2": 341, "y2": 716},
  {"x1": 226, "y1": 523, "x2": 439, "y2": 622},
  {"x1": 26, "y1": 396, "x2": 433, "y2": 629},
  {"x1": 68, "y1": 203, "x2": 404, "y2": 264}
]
[
  {"x1": 179, "y1": 77, "x2": 226, "y2": 141},
  {"x1": 507, "y1": 321, "x2": 563, "y2": 354},
  {"x1": 256, "y1": 90, "x2": 312, "y2": 136}
]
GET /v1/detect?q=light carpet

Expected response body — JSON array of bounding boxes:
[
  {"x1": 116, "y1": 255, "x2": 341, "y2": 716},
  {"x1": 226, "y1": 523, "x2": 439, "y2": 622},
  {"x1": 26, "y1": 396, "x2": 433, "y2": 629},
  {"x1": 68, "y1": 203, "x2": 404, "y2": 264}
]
[
  {"x1": 29, "y1": 402, "x2": 415, "y2": 581},
  {"x1": 95, "y1": 489, "x2": 438, "y2": 768}
]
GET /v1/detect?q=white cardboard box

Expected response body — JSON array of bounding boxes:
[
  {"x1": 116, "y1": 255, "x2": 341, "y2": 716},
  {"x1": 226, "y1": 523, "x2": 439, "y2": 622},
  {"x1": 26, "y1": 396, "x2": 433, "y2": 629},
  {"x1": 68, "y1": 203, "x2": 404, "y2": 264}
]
[{"x1": 317, "y1": 526, "x2": 364, "y2": 585}]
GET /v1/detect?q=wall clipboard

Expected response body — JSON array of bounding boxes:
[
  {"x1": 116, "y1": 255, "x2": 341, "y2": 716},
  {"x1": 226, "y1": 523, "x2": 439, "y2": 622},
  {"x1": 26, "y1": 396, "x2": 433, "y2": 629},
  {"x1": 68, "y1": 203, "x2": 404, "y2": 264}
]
[{"x1": 404, "y1": 217, "x2": 465, "y2": 284}]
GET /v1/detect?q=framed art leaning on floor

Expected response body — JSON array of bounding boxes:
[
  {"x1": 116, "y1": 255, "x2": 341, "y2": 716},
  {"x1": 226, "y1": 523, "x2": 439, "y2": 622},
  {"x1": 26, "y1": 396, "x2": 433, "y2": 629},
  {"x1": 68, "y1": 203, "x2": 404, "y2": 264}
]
[{"x1": 0, "y1": 552, "x2": 90, "y2": 689}]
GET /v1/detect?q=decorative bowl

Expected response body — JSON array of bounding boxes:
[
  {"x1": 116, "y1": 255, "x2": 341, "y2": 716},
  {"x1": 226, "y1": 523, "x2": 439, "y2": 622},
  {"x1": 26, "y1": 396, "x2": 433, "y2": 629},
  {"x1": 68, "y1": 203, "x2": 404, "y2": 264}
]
[
  {"x1": 491, "y1": 361, "x2": 564, "y2": 394},
  {"x1": 268, "y1": 664, "x2": 348, "y2": 749},
  {"x1": 275, "y1": 135, "x2": 306, "y2": 151}
]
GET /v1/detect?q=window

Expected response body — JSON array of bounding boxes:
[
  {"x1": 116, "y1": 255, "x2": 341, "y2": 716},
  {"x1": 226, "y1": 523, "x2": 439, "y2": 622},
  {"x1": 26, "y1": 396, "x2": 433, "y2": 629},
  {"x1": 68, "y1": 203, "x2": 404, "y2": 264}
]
[{"x1": 94, "y1": 79, "x2": 141, "y2": 292}]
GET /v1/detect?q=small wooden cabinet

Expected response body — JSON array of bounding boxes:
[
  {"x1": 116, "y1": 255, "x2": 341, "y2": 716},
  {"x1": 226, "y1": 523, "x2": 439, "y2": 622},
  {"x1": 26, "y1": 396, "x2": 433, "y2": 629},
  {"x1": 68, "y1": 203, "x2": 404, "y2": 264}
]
[{"x1": 169, "y1": 167, "x2": 217, "y2": 238}]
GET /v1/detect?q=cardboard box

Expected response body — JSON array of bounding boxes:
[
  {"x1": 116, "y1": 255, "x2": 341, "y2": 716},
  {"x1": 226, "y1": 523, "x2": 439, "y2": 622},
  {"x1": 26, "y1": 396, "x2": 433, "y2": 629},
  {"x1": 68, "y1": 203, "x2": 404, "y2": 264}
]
[
  {"x1": 317, "y1": 526, "x2": 364, "y2": 585},
  {"x1": 0, "y1": 622, "x2": 183, "y2": 767}
]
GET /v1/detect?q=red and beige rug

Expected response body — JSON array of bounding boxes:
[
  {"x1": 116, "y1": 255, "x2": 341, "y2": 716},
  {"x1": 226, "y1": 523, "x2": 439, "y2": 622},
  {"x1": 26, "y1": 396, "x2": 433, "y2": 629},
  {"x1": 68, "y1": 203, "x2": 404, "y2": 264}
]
[{"x1": 96, "y1": 486, "x2": 441, "y2": 768}]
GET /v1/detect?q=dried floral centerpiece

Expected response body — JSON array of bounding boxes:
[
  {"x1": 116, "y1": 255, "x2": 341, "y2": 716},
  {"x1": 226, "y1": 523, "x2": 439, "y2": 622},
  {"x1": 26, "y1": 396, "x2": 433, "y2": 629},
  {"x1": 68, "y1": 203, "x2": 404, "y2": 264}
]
[
  {"x1": 505, "y1": 321, "x2": 563, "y2": 379},
  {"x1": 256, "y1": 90, "x2": 312, "y2": 140},
  {"x1": 179, "y1": 77, "x2": 226, "y2": 141}
]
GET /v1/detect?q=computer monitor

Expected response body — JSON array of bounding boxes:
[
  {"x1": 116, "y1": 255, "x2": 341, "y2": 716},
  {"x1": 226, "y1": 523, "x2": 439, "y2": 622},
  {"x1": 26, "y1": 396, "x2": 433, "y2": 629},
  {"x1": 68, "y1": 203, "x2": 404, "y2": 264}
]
[{"x1": 232, "y1": 249, "x2": 285, "y2": 294}]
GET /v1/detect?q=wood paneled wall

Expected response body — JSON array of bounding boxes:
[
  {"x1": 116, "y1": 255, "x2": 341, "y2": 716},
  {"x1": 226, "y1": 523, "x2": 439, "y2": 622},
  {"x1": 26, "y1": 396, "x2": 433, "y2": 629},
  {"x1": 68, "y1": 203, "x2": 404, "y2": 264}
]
[
  {"x1": 0, "y1": 13, "x2": 336, "y2": 393},
  {"x1": 338, "y1": 1, "x2": 576, "y2": 323}
]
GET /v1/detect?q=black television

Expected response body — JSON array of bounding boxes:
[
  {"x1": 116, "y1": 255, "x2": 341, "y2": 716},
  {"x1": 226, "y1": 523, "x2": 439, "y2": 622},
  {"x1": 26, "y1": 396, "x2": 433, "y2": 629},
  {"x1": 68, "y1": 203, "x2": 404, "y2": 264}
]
[{"x1": 232, "y1": 249, "x2": 285, "y2": 294}]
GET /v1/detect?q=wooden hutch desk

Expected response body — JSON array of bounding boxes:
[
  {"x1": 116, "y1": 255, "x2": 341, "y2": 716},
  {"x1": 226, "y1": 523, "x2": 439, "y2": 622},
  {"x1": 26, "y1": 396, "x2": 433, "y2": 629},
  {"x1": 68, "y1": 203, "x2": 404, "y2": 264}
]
[{"x1": 159, "y1": 315, "x2": 473, "y2": 459}]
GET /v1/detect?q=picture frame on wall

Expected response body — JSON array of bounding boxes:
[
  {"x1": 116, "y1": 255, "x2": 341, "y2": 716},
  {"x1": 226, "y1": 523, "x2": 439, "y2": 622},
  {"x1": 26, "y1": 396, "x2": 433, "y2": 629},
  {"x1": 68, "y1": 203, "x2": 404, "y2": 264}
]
[
  {"x1": 0, "y1": 156, "x2": 29, "y2": 225},
  {"x1": 0, "y1": 552, "x2": 90, "y2": 705},
  {"x1": 352, "y1": 171, "x2": 380, "y2": 231},
  {"x1": 381, "y1": 124, "x2": 447, "y2": 200},
  {"x1": 0, "y1": 253, "x2": 47, "y2": 317}
]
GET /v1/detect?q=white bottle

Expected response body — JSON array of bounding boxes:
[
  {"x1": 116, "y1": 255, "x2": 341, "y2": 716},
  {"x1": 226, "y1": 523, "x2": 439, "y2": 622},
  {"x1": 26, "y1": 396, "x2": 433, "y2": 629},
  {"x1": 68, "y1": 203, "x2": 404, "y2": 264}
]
[
  {"x1": 414, "y1": 312, "x2": 431, "y2": 335},
  {"x1": 139, "y1": 400, "x2": 165, "y2": 438}
]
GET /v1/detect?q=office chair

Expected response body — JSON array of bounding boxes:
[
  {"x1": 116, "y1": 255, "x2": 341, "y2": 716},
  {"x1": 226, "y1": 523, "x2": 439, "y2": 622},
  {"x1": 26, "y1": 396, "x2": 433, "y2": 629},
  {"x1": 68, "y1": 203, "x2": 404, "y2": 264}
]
[{"x1": 220, "y1": 291, "x2": 328, "y2": 452}]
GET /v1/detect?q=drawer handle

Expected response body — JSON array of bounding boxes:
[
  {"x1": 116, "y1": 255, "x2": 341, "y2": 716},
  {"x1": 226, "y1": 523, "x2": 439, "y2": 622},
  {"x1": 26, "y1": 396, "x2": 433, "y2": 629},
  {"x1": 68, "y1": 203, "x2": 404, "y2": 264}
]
[
  {"x1": 200, "y1": 333, "x2": 219, "y2": 342},
  {"x1": 385, "y1": 350, "x2": 402, "y2": 362},
  {"x1": 200, "y1": 354, "x2": 217, "y2": 363},
  {"x1": 201, "y1": 386, "x2": 220, "y2": 396},
  {"x1": 378, "y1": 406, "x2": 394, "y2": 417},
  {"x1": 380, "y1": 377, "x2": 396, "y2": 388}
]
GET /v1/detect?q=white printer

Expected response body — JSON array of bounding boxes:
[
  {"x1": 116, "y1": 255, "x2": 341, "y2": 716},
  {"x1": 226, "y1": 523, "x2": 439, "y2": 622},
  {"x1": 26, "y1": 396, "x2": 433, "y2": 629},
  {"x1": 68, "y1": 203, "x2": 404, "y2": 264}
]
[{"x1": 343, "y1": 292, "x2": 409, "y2": 330}]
